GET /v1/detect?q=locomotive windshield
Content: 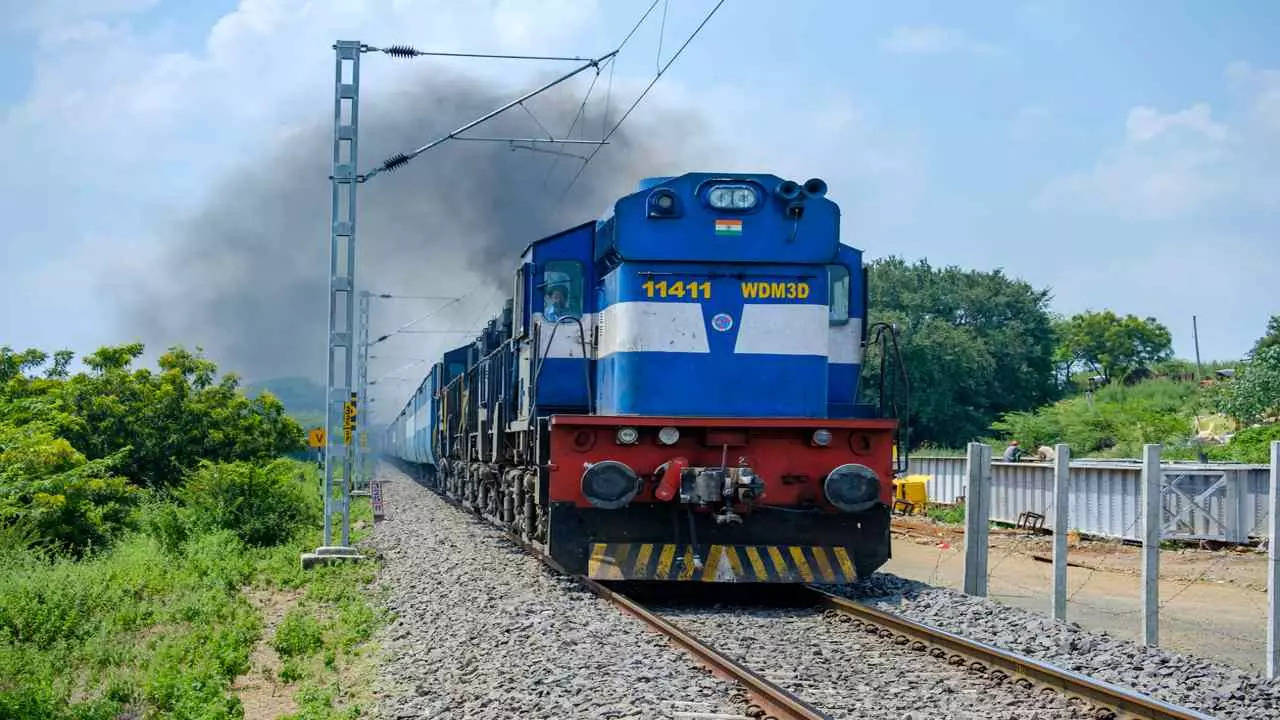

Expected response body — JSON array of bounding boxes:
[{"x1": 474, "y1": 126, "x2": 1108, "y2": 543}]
[
  {"x1": 828, "y1": 264, "x2": 850, "y2": 325},
  {"x1": 542, "y1": 260, "x2": 583, "y2": 320}
]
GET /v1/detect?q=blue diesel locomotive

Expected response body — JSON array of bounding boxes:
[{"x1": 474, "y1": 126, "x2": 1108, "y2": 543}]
[{"x1": 385, "y1": 172, "x2": 903, "y2": 582}]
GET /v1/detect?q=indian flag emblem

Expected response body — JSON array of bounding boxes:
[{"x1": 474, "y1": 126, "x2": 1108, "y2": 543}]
[{"x1": 714, "y1": 218, "x2": 743, "y2": 237}]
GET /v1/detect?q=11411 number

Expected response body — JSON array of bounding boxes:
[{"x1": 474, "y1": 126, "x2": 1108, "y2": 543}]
[{"x1": 642, "y1": 279, "x2": 712, "y2": 299}]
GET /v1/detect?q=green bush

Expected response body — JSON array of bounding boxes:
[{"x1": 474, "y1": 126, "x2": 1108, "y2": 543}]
[
  {"x1": 1214, "y1": 346, "x2": 1280, "y2": 424},
  {"x1": 272, "y1": 608, "x2": 324, "y2": 658},
  {"x1": 1206, "y1": 423, "x2": 1280, "y2": 463},
  {"x1": 138, "y1": 500, "x2": 190, "y2": 555},
  {"x1": 0, "y1": 425, "x2": 138, "y2": 555},
  {"x1": 990, "y1": 378, "x2": 1204, "y2": 457},
  {"x1": 181, "y1": 460, "x2": 320, "y2": 547}
]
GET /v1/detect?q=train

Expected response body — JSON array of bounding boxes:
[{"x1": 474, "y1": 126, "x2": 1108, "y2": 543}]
[{"x1": 384, "y1": 172, "x2": 905, "y2": 583}]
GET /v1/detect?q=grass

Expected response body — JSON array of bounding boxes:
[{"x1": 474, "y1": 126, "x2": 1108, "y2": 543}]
[
  {"x1": 0, "y1": 461, "x2": 384, "y2": 720},
  {"x1": 925, "y1": 502, "x2": 966, "y2": 524}
]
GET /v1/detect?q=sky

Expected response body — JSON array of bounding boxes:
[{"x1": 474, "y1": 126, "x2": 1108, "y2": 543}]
[{"x1": 1, "y1": 0, "x2": 1277, "y2": 417}]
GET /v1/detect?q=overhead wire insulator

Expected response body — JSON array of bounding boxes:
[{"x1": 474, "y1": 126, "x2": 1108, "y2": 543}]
[
  {"x1": 381, "y1": 153, "x2": 411, "y2": 172},
  {"x1": 383, "y1": 44, "x2": 423, "y2": 58}
]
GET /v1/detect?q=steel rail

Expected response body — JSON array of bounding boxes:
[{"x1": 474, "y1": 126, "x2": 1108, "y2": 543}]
[
  {"x1": 806, "y1": 588, "x2": 1215, "y2": 720},
  {"x1": 579, "y1": 577, "x2": 831, "y2": 720}
]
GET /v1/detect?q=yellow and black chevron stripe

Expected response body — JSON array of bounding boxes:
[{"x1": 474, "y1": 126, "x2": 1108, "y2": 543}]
[{"x1": 585, "y1": 543, "x2": 858, "y2": 583}]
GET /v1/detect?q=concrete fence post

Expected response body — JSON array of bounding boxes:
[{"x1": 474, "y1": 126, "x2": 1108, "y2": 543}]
[
  {"x1": 963, "y1": 442, "x2": 992, "y2": 596},
  {"x1": 1141, "y1": 443, "x2": 1162, "y2": 647},
  {"x1": 1052, "y1": 444, "x2": 1071, "y2": 621},
  {"x1": 1267, "y1": 441, "x2": 1279, "y2": 679}
]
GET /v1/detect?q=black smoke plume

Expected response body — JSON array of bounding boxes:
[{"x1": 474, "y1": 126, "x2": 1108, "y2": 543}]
[{"x1": 119, "y1": 70, "x2": 713, "y2": 401}]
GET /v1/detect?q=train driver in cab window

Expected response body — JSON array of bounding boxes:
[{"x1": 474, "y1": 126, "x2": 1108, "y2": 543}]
[
  {"x1": 542, "y1": 263, "x2": 582, "y2": 322},
  {"x1": 544, "y1": 284, "x2": 570, "y2": 322}
]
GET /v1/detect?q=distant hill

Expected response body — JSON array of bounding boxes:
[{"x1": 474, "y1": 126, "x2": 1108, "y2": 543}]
[{"x1": 245, "y1": 376, "x2": 325, "y2": 429}]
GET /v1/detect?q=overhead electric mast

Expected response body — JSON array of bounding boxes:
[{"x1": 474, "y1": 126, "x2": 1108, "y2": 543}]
[
  {"x1": 304, "y1": 41, "x2": 615, "y2": 567},
  {"x1": 306, "y1": 1, "x2": 725, "y2": 568}
]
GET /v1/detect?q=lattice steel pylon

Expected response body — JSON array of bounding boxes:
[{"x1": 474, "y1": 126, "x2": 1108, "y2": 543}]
[{"x1": 313, "y1": 40, "x2": 363, "y2": 559}]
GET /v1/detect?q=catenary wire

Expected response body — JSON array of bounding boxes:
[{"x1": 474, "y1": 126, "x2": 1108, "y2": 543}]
[{"x1": 562, "y1": 0, "x2": 727, "y2": 196}]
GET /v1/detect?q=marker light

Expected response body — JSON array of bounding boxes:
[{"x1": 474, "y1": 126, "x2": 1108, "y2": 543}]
[
  {"x1": 657, "y1": 426, "x2": 681, "y2": 445},
  {"x1": 648, "y1": 189, "x2": 680, "y2": 217},
  {"x1": 616, "y1": 426, "x2": 639, "y2": 445},
  {"x1": 812, "y1": 429, "x2": 833, "y2": 447},
  {"x1": 708, "y1": 184, "x2": 758, "y2": 210}
]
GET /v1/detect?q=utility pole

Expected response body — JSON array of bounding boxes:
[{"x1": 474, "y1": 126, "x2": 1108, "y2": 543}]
[
  {"x1": 1192, "y1": 315, "x2": 1203, "y2": 380},
  {"x1": 303, "y1": 40, "x2": 364, "y2": 568}
]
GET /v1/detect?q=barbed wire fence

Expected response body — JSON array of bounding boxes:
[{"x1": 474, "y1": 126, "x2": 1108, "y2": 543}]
[{"x1": 904, "y1": 443, "x2": 1278, "y2": 674}]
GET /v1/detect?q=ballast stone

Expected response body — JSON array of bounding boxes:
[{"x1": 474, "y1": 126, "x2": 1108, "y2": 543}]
[
  {"x1": 834, "y1": 572, "x2": 1280, "y2": 720},
  {"x1": 367, "y1": 464, "x2": 742, "y2": 720}
]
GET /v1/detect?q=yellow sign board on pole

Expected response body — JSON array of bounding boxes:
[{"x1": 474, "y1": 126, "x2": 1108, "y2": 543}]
[
  {"x1": 343, "y1": 394, "x2": 357, "y2": 445},
  {"x1": 307, "y1": 428, "x2": 326, "y2": 449}
]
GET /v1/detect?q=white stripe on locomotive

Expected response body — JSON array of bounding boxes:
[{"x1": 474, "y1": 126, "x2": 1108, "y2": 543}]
[
  {"x1": 828, "y1": 317, "x2": 864, "y2": 365},
  {"x1": 596, "y1": 302, "x2": 710, "y2": 358},
  {"x1": 734, "y1": 304, "x2": 828, "y2": 356}
]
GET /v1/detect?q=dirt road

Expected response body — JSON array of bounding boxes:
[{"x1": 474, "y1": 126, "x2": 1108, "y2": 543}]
[{"x1": 885, "y1": 517, "x2": 1271, "y2": 672}]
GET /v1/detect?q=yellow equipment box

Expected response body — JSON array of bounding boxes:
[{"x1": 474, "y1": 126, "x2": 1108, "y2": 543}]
[{"x1": 893, "y1": 475, "x2": 929, "y2": 507}]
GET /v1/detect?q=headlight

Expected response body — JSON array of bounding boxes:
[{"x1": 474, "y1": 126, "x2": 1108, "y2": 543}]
[
  {"x1": 708, "y1": 184, "x2": 758, "y2": 210},
  {"x1": 581, "y1": 461, "x2": 640, "y2": 509},
  {"x1": 824, "y1": 463, "x2": 880, "y2": 512},
  {"x1": 616, "y1": 426, "x2": 639, "y2": 445},
  {"x1": 657, "y1": 426, "x2": 680, "y2": 445},
  {"x1": 811, "y1": 429, "x2": 832, "y2": 447}
]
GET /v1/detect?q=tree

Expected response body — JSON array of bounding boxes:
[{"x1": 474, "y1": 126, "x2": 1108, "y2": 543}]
[
  {"x1": 3, "y1": 344, "x2": 304, "y2": 490},
  {"x1": 1215, "y1": 345, "x2": 1280, "y2": 424},
  {"x1": 1055, "y1": 310, "x2": 1172, "y2": 383},
  {"x1": 0, "y1": 344, "x2": 306, "y2": 553},
  {"x1": 863, "y1": 258, "x2": 1057, "y2": 448},
  {"x1": 0, "y1": 347, "x2": 48, "y2": 383},
  {"x1": 1252, "y1": 315, "x2": 1280, "y2": 357}
]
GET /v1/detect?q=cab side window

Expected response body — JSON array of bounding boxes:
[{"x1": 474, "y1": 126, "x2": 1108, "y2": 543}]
[
  {"x1": 827, "y1": 265, "x2": 850, "y2": 325},
  {"x1": 542, "y1": 260, "x2": 584, "y2": 320}
]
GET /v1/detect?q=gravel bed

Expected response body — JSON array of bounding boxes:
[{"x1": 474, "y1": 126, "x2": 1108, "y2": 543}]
[
  {"x1": 834, "y1": 574, "x2": 1280, "y2": 719},
  {"x1": 660, "y1": 604, "x2": 1087, "y2": 720},
  {"x1": 368, "y1": 464, "x2": 744, "y2": 720}
]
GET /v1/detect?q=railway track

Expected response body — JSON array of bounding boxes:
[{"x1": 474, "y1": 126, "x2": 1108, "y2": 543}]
[
  {"x1": 420, "y1": 474, "x2": 1219, "y2": 720},
  {"x1": 580, "y1": 580, "x2": 1217, "y2": 720}
]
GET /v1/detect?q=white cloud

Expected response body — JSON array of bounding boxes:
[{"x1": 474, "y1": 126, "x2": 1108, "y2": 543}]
[
  {"x1": 1227, "y1": 61, "x2": 1280, "y2": 135},
  {"x1": 879, "y1": 26, "x2": 1001, "y2": 56},
  {"x1": 1125, "y1": 103, "x2": 1226, "y2": 143},
  {"x1": 1035, "y1": 71, "x2": 1279, "y2": 219},
  {"x1": 1036, "y1": 140, "x2": 1228, "y2": 219}
]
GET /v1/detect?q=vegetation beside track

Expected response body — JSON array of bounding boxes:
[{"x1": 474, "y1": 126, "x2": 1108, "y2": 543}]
[
  {"x1": 867, "y1": 269, "x2": 1280, "y2": 460},
  {"x1": 0, "y1": 345, "x2": 384, "y2": 719}
]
